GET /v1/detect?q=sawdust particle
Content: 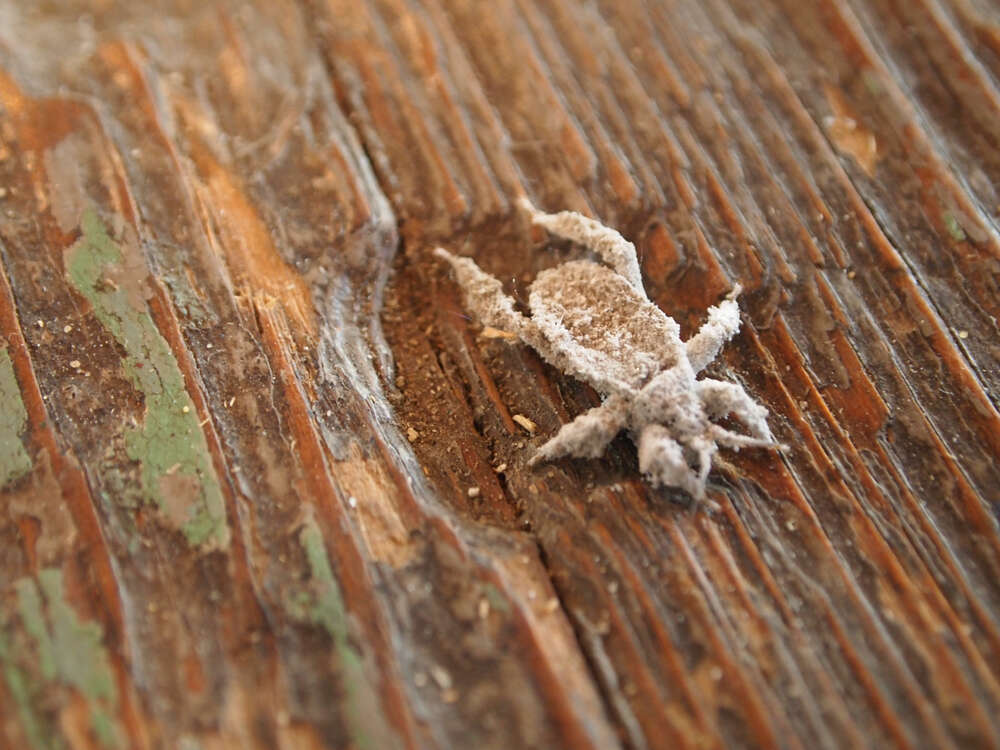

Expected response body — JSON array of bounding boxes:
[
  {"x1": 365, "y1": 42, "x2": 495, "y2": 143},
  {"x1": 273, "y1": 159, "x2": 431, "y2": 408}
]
[
  {"x1": 480, "y1": 326, "x2": 518, "y2": 340},
  {"x1": 513, "y1": 414, "x2": 536, "y2": 433},
  {"x1": 430, "y1": 665, "x2": 452, "y2": 690}
]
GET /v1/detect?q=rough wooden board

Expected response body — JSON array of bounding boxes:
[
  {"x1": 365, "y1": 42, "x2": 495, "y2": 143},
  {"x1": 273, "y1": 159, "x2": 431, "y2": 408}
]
[{"x1": 0, "y1": 0, "x2": 998, "y2": 748}]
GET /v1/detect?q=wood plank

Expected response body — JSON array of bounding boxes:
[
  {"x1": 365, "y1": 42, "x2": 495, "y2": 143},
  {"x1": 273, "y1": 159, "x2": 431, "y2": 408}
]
[{"x1": 1, "y1": 0, "x2": 998, "y2": 748}]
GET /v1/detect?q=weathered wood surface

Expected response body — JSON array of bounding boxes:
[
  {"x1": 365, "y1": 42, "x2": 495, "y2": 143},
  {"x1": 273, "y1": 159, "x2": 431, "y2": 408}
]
[{"x1": 1, "y1": 0, "x2": 999, "y2": 748}]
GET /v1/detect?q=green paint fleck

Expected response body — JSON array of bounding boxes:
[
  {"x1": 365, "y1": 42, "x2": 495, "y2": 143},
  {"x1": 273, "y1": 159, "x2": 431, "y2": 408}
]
[
  {"x1": 861, "y1": 70, "x2": 883, "y2": 96},
  {"x1": 16, "y1": 580, "x2": 56, "y2": 679},
  {"x1": 481, "y1": 583, "x2": 511, "y2": 615},
  {"x1": 0, "y1": 632, "x2": 57, "y2": 750},
  {"x1": 162, "y1": 272, "x2": 214, "y2": 325},
  {"x1": 1, "y1": 568, "x2": 121, "y2": 748},
  {"x1": 0, "y1": 346, "x2": 32, "y2": 486},
  {"x1": 65, "y1": 209, "x2": 228, "y2": 548},
  {"x1": 37, "y1": 571, "x2": 118, "y2": 728},
  {"x1": 295, "y1": 516, "x2": 400, "y2": 750},
  {"x1": 943, "y1": 212, "x2": 966, "y2": 242}
]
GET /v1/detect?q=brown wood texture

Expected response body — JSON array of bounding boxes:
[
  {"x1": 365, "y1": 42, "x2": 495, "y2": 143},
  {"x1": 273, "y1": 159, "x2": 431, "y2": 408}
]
[{"x1": 1, "y1": 0, "x2": 999, "y2": 748}]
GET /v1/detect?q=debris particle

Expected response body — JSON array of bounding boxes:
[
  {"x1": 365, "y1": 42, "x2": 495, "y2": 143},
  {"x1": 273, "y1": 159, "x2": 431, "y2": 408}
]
[
  {"x1": 63, "y1": 324, "x2": 73, "y2": 333},
  {"x1": 228, "y1": 396, "x2": 236, "y2": 407},
  {"x1": 348, "y1": 496, "x2": 358, "y2": 509},
  {"x1": 847, "y1": 270, "x2": 856, "y2": 279},
  {"x1": 512, "y1": 414, "x2": 536, "y2": 433},
  {"x1": 430, "y1": 665, "x2": 452, "y2": 690},
  {"x1": 407, "y1": 427, "x2": 419, "y2": 442},
  {"x1": 467, "y1": 486, "x2": 481, "y2": 498},
  {"x1": 181, "y1": 405, "x2": 190, "y2": 414},
  {"x1": 823, "y1": 85, "x2": 878, "y2": 175},
  {"x1": 480, "y1": 325, "x2": 518, "y2": 340},
  {"x1": 957, "y1": 330, "x2": 969, "y2": 340},
  {"x1": 543, "y1": 597, "x2": 560, "y2": 614},
  {"x1": 494, "y1": 463, "x2": 507, "y2": 473},
  {"x1": 478, "y1": 599, "x2": 490, "y2": 619},
  {"x1": 69, "y1": 359, "x2": 81, "y2": 369},
  {"x1": 36, "y1": 320, "x2": 44, "y2": 328},
  {"x1": 943, "y1": 212, "x2": 967, "y2": 242}
]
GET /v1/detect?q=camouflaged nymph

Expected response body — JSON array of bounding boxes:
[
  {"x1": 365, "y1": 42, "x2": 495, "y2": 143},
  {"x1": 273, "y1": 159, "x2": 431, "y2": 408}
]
[{"x1": 436, "y1": 199, "x2": 782, "y2": 503}]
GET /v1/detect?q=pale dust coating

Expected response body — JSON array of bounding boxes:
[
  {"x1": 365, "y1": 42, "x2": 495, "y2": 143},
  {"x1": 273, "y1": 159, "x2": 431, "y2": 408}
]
[{"x1": 436, "y1": 200, "x2": 782, "y2": 503}]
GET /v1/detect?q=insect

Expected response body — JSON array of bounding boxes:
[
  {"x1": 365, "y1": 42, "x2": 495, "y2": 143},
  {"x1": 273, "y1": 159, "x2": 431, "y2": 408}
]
[{"x1": 435, "y1": 199, "x2": 782, "y2": 503}]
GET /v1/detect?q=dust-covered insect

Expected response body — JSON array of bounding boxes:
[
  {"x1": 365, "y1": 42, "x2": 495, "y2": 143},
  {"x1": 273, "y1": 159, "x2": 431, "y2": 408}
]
[{"x1": 435, "y1": 199, "x2": 782, "y2": 503}]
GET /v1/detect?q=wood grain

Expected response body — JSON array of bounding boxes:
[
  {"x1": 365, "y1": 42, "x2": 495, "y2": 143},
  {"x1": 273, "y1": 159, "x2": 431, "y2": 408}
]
[{"x1": 0, "y1": 0, "x2": 998, "y2": 748}]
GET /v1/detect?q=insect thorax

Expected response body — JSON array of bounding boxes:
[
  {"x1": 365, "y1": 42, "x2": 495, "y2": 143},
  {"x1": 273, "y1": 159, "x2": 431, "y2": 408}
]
[{"x1": 528, "y1": 260, "x2": 682, "y2": 386}]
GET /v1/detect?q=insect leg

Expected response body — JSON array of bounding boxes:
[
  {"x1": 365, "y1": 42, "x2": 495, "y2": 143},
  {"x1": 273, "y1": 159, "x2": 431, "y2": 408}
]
[
  {"x1": 435, "y1": 248, "x2": 537, "y2": 339},
  {"x1": 696, "y1": 379, "x2": 776, "y2": 443},
  {"x1": 637, "y1": 424, "x2": 705, "y2": 500},
  {"x1": 530, "y1": 394, "x2": 629, "y2": 465},
  {"x1": 684, "y1": 291, "x2": 742, "y2": 373},
  {"x1": 518, "y1": 197, "x2": 644, "y2": 292},
  {"x1": 689, "y1": 436, "x2": 717, "y2": 494}
]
